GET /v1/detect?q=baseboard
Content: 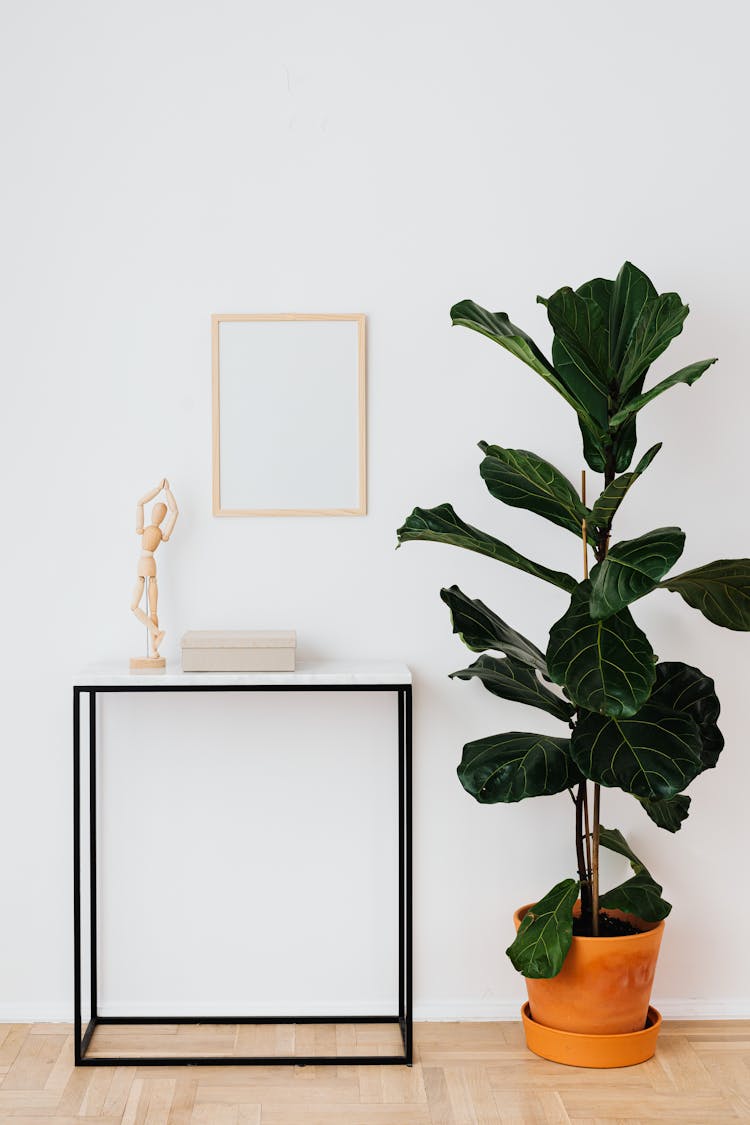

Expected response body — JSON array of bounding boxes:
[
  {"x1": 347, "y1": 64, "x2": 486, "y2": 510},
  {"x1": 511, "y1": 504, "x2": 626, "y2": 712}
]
[
  {"x1": 414, "y1": 1001, "x2": 524, "y2": 1021},
  {"x1": 1, "y1": 998, "x2": 749, "y2": 1023},
  {"x1": 0, "y1": 1004, "x2": 73, "y2": 1023},
  {"x1": 653, "y1": 998, "x2": 750, "y2": 1020},
  {"x1": 413, "y1": 998, "x2": 750, "y2": 1021}
]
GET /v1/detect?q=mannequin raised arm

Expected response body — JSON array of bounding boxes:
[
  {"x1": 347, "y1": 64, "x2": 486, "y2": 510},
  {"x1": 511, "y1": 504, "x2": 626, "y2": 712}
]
[
  {"x1": 136, "y1": 479, "x2": 166, "y2": 534},
  {"x1": 162, "y1": 479, "x2": 179, "y2": 541}
]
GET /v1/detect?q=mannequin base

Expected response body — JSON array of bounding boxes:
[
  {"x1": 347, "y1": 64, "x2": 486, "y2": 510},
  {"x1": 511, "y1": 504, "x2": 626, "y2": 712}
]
[{"x1": 129, "y1": 656, "x2": 166, "y2": 672}]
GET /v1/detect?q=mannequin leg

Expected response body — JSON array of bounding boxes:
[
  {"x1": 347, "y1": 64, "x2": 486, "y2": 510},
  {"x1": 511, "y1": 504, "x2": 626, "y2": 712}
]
[
  {"x1": 131, "y1": 577, "x2": 161, "y2": 640},
  {"x1": 148, "y1": 577, "x2": 165, "y2": 655}
]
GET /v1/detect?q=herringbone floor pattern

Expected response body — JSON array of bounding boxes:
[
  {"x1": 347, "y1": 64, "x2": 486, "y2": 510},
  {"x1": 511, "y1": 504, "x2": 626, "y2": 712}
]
[{"x1": 0, "y1": 1019, "x2": 747, "y2": 1123}]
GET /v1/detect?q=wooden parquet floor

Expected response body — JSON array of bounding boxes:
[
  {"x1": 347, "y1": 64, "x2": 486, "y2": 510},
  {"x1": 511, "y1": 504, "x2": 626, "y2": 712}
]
[{"x1": 0, "y1": 1019, "x2": 748, "y2": 1123}]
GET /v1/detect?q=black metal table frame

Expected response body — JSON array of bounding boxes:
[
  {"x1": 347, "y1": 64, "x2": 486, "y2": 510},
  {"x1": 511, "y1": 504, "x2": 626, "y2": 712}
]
[{"x1": 73, "y1": 681, "x2": 412, "y2": 1066}]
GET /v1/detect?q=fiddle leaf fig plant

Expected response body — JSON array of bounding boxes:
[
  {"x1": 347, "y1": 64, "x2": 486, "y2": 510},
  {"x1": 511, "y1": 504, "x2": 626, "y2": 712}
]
[{"x1": 397, "y1": 261, "x2": 747, "y2": 979}]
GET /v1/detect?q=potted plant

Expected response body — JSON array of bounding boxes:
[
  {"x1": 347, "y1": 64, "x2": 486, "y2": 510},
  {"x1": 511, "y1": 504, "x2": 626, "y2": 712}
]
[{"x1": 397, "y1": 262, "x2": 750, "y2": 1067}]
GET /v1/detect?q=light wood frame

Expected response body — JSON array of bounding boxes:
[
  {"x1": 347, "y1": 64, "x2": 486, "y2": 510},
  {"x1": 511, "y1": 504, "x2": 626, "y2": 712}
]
[{"x1": 212, "y1": 313, "x2": 367, "y2": 517}]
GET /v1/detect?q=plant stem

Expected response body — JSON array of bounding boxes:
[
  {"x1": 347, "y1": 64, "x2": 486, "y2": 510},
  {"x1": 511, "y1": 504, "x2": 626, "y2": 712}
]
[
  {"x1": 575, "y1": 782, "x2": 592, "y2": 923},
  {"x1": 582, "y1": 784, "x2": 593, "y2": 884},
  {"x1": 591, "y1": 784, "x2": 601, "y2": 935},
  {"x1": 581, "y1": 470, "x2": 589, "y2": 580}
]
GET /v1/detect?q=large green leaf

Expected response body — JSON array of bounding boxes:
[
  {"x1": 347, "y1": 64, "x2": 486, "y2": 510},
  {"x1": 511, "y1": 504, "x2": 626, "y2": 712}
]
[
  {"x1": 571, "y1": 704, "x2": 703, "y2": 800},
  {"x1": 609, "y1": 359, "x2": 717, "y2": 426},
  {"x1": 578, "y1": 377, "x2": 642, "y2": 474},
  {"x1": 591, "y1": 443, "x2": 662, "y2": 532},
  {"x1": 638, "y1": 793, "x2": 691, "y2": 833},
  {"x1": 577, "y1": 277, "x2": 613, "y2": 321},
  {"x1": 397, "y1": 504, "x2": 577, "y2": 592},
  {"x1": 650, "y1": 662, "x2": 723, "y2": 769},
  {"x1": 599, "y1": 826, "x2": 671, "y2": 921},
  {"x1": 583, "y1": 415, "x2": 640, "y2": 475},
  {"x1": 580, "y1": 419, "x2": 639, "y2": 475},
  {"x1": 458, "y1": 731, "x2": 580, "y2": 803},
  {"x1": 578, "y1": 416, "x2": 608, "y2": 472},
  {"x1": 613, "y1": 414, "x2": 641, "y2": 473},
  {"x1": 450, "y1": 300, "x2": 557, "y2": 380},
  {"x1": 546, "y1": 581, "x2": 655, "y2": 717},
  {"x1": 589, "y1": 527, "x2": 686, "y2": 620},
  {"x1": 451, "y1": 655, "x2": 574, "y2": 723},
  {"x1": 599, "y1": 826, "x2": 648, "y2": 873},
  {"x1": 599, "y1": 873, "x2": 672, "y2": 921},
  {"x1": 544, "y1": 276, "x2": 613, "y2": 468},
  {"x1": 660, "y1": 559, "x2": 750, "y2": 631},
  {"x1": 618, "y1": 292, "x2": 689, "y2": 395},
  {"x1": 604, "y1": 263, "x2": 687, "y2": 473},
  {"x1": 478, "y1": 443, "x2": 591, "y2": 539},
  {"x1": 506, "y1": 878, "x2": 579, "y2": 979},
  {"x1": 561, "y1": 264, "x2": 683, "y2": 474},
  {"x1": 440, "y1": 585, "x2": 548, "y2": 673},
  {"x1": 608, "y1": 262, "x2": 657, "y2": 374},
  {"x1": 449, "y1": 300, "x2": 604, "y2": 442},
  {"x1": 540, "y1": 287, "x2": 610, "y2": 427}
]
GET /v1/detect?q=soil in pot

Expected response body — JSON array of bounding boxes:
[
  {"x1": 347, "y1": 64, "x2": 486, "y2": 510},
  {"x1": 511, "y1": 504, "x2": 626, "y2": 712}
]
[{"x1": 572, "y1": 912, "x2": 641, "y2": 938}]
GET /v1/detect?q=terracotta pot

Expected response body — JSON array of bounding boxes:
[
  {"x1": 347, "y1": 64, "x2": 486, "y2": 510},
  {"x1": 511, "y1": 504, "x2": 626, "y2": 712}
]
[{"x1": 514, "y1": 902, "x2": 664, "y2": 1035}]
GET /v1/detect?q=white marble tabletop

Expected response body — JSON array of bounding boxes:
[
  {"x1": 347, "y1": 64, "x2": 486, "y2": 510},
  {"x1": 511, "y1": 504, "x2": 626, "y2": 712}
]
[{"x1": 75, "y1": 659, "x2": 412, "y2": 687}]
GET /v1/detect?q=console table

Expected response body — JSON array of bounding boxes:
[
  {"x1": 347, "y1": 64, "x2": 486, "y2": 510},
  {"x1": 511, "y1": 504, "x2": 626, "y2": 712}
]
[{"x1": 73, "y1": 661, "x2": 412, "y2": 1066}]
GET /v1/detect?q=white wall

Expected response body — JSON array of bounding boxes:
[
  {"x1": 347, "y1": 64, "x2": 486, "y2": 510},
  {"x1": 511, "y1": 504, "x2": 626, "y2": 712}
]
[{"x1": 1, "y1": 0, "x2": 749, "y2": 1020}]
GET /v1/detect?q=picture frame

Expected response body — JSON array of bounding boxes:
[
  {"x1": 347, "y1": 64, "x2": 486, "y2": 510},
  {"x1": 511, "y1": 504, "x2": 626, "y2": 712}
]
[{"x1": 211, "y1": 313, "x2": 367, "y2": 516}]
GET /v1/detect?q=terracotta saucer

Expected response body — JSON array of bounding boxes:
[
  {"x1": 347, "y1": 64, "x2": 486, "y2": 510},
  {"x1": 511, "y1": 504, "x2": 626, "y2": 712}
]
[{"x1": 521, "y1": 1002, "x2": 662, "y2": 1068}]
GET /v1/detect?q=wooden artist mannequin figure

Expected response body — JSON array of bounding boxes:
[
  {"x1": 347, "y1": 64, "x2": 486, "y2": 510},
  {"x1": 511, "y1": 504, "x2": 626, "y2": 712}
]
[{"x1": 130, "y1": 479, "x2": 179, "y2": 671}]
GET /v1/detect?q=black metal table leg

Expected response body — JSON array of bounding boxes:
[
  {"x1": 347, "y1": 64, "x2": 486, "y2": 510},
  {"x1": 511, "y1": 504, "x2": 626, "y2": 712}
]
[
  {"x1": 88, "y1": 692, "x2": 97, "y2": 1024},
  {"x1": 398, "y1": 688, "x2": 405, "y2": 1031},
  {"x1": 73, "y1": 688, "x2": 82, "y2": 1063},
  {"x1": 404, "y1": 684, "x2": 413, "y2": 1063}
]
